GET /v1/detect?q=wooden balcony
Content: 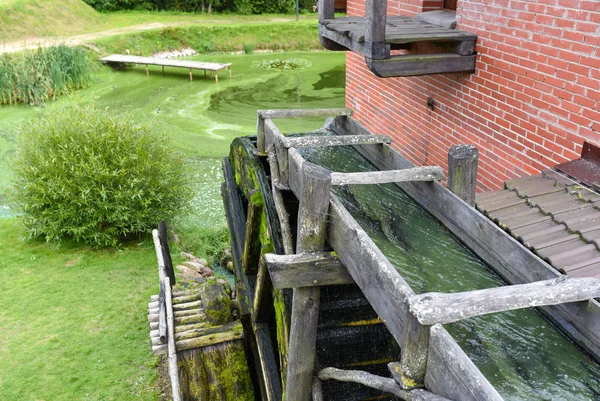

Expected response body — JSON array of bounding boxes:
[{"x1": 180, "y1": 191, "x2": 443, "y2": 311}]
[{"x1": 318, "y1": 4, "x2": 477, "y2": 77}]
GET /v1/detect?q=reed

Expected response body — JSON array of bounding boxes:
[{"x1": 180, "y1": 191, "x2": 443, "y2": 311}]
[{"x1": 0, "y1": 44, "x2": 92, "y2": 106}]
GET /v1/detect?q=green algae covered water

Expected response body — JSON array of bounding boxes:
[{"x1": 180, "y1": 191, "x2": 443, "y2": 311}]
[{"x1": 299, "y1": 143, "x2": 600, "y2": 401}]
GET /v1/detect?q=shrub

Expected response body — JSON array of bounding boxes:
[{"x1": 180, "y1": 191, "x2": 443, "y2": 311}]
[
  {"x1": 11, "y1": 102, "x2": 190, "y2": 247},
  {"x1": 243, "y1": 42, "x2": 256, "y2": 54}
]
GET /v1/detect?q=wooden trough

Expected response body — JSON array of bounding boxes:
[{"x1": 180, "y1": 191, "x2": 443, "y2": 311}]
[{"x1": 220, "y1": 108, "x2": 600, "y2": 401}]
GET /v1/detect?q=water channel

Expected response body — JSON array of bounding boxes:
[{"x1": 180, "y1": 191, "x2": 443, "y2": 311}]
[{"x1": 299, "y1": 143, "x2": 600, "y2": 401}]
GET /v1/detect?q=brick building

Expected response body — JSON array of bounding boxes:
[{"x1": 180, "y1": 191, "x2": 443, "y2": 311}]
[{"x1": 342, "y1": 0, "x2": 599, "y2": 191}]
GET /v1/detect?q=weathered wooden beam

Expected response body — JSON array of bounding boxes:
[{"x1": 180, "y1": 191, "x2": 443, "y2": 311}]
[
  {"x1": 366, "y1": 54, "x2": 477, "y2": 78},
  {"x1": 159, "y1": 221, "x2": 176, "y2": 285},
  {"x1": 285, "y1": 134, "x2": 391, "y2": 149},
  {"x1": 317, "y1": 367, "x2": 452, "y2": 401},
  {"x1": 410, "y1": 276, "x2": 600, "y2": 325},
  {"x1": 332, "y1": 115, "x2": 600, "y2": 361},
  {"x1": 330, "y1": 166, "x2": 445, "y2": 186},
  {"x1": 396, "y1": 315, "x2": 430, "y2": 389},
  {"x1": 264, "y1": 252, "x2": 354, "y2": 288},
  {"x1": 267, "y1": 150, "x2": 295, "y2": 255},
  {"x1": 264, "y1": 119, "x2": 290, "y2": 186},
  {"x1": 254, "y1": 323, "x2": 283, "y2": 401},
  {"x1": 447, "y1": 144, "x2": 478, "y2": 207},
  {"x1": 153, "y1": 322, "x2": 245, "y2": 355},
  {"x1": 164, "y1": 276, "x2": 182, "y2": 401},
  {"x1": 364, "y1": 0, "x2": 388, "y2": 59},
  {"x1": 152, "y1": 230, "x2": 169, "y2": 344},
  {"x1": 254, "y1": 256, "x2": 274, "y2": 322},
  {"x1": 318, "y1": 0, "x2": 335, "y2": 20},
  {"x1": 242, "y1": 192, "x2": 264, "y2": 274},
  {"x1": 285, "y1": 162, "x2": 331, "y2": 401}
]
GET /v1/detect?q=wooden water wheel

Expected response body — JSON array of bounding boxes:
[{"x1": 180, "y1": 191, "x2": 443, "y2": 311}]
[{"x1": 221, "y1": 134, "x2": 399, "y2": 401}]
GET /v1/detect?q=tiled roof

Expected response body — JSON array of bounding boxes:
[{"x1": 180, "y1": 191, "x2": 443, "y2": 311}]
[{"x1": 476, "y1": 170, "x2": 600, "y2": 279}]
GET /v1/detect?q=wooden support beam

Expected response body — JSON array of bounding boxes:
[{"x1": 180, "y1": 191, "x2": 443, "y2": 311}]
[
  {"x1": 254, "y1": 256, "x2": 274, "y2": 322},
  {"x1": 447, "y1": 144, "x2": 478, "y2": 207},
  {"x1": 318, "y1": 0, "x2": 335, "y2": 20},
  {"x1": 317, "y1": 367, "x2": 452, "y2": 401},
  {"x1": 364, "y1": 0, "x2": 388, "y2": 59},
  {"x1": 164, "y1": 276, "x2": 182, "y2": 401},
  {"x1": 152, "y1": 230, "x2": 169, "y2": 344},
  {"x1": 159, "y1": 221, "x2": 176, "y2": 286},
  {"x1": 409, "y1": 276, "x2": 600, "y2": 325},
  {"x1": 242, "y1": 192, "x2": 264, "y2": 274},
  {"x1": 285, "y1": 162, "x2": 331, "y2": 401},
  {"x1": 284, "y1": 134, "x2": 391, "y2": 149},
  {"x1": 267, "y1": 150, "x2": 294, "y2": 254},
  {"x1": 396, "y1": 315, "x2": 430, "y2": 389},
  {"x1": 264, "y1": 119, "x2": 290, "y2": 185},
  {"x1": 366, "y1": 54, "x2": 477, "y2": 78},
  {"x1": 330, "y1": 166, "x2": 445, "y2": 186},
  {"x1": 264, "y1": 252, "x2": 354, "y2": 288},
  {"x1": 254, "y1": 323, "x2": 283, "y2": 401}
]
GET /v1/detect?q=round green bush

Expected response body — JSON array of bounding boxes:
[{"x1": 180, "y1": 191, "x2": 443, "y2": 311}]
[{"x1": 11, "y1": 102, "x2": 190, "y2": 247}]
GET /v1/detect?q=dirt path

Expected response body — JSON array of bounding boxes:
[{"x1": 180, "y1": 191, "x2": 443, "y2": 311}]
[{"x1": 0, "y1": 17, "x2": 298, "y2": 54}]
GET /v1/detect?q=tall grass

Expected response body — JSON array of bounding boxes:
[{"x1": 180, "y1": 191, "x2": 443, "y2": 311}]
[{"x1": 0, "y1": 45, "x2": 93, "y2": 106}]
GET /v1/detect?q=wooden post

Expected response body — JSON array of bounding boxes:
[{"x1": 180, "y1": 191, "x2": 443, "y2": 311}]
[
  {"x1": 189, "y1": 68, "x2": 193, "y2": 81},
  {"x1": 394, "y1": 314, "x2": 430, "y2": 389},
  {"x1": 364, "y1": 0, "x2": 388, "y2": 59},
  {"x1": 228, "y1": 66, "x2": 232, "y2": 78},
  {"x1": 146, "y1": 64, "x2": 149, "y2": 76},
  {"x1": 318, "y1": 0, "x2": 335, "y2": 20},
  {"x1": 286, "y1": 162, "x2": 331, "y2": 401},
  {"x1": 162, "y1": 65, "x2": 165, "y2": 76},
  {"x1": 447, "y1": 144, "x2": 478, "y2": 206},
  {"x1": 158, "y1": 221, "x2": 176, "y2": 286},
  {"x1": 215, "y1": 71, "x2": 219, "y2": 83},
  {"x1": 164, "y1": 276, "x2": 183, "y2": 401}
]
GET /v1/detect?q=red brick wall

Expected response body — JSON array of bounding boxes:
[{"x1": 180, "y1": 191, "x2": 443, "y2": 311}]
[{"x1": 345, "y1": 0, "x2": 600, "y2": 191}]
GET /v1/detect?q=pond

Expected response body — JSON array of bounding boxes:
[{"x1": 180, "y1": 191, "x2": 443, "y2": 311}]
[{"x1": 0, "y1": 51, "x2": 347, "y2": 222}]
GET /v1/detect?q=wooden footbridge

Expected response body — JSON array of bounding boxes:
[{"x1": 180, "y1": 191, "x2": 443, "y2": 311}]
[{"x1": 100, "y1": 54, "x2": 232, "y2": 83}]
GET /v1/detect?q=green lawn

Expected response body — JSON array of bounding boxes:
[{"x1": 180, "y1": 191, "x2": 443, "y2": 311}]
[{"x1": 0, "y1": 218, "x2": 159, "y2": 401}]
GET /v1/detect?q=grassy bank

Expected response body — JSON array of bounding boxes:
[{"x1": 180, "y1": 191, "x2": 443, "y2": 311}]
[
  {"x1": 95, "y1": 20, "x2": 322, "y2": 56},
  {"x1": 0, "y1": 0, "x2": 320, "y2": 43},
  {"x1": 0, "y1": 218, "x2": 159, "y2": 401}
]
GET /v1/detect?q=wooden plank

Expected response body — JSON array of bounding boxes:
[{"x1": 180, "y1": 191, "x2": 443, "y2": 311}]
[
  {"x1": 164, "y1": 277, "x2": 182, "y2": 401},
  {"x1": 447, "y1": 145, "x2": 479, "y2": 206},
  {"x1": 285, "y1": 134, "x2": 391, "y2": 148},
  {"x1": 176, "y1": 321, "x2": 242, "y2": 341},
  {"x1": 264, "y1": 119, "x2": 290, "y2": 186},
  {"x1": 153, "y1": 321, "x2": 245, "y2": 355},
  {"x1": 410, "y1": 276, "x2": 600, "y2": 325},
  {"x1": 255, "y1": 323, "x2": 283, "y2": 401},
  {"x1": 242, "y1": 194, "x2": 263, "y2": 274},
  {"x1": 330, "y1": 166, "x2": 445, "y2": 186},
  {"x1": 285, "y1": 161, "x2": 332, "y2": 401},
  {"x1": 267, "y1": 150, "x2": 295, "y2": 255},
  {"x1": 264, "y1": 252, "x2": 354, "y2": 288},
  {"x1": 367, "y1": 54, "x2": 477, "y2": 78},
  {"x1": 331, "y1": 115, "x2": 600, "y2": 361},
  {"x1": 254, "y1": 256, "x2": 274, "y2": 322},
  {"x1": 425, "y1": 325, "x2": 502, "y2": 401}
]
